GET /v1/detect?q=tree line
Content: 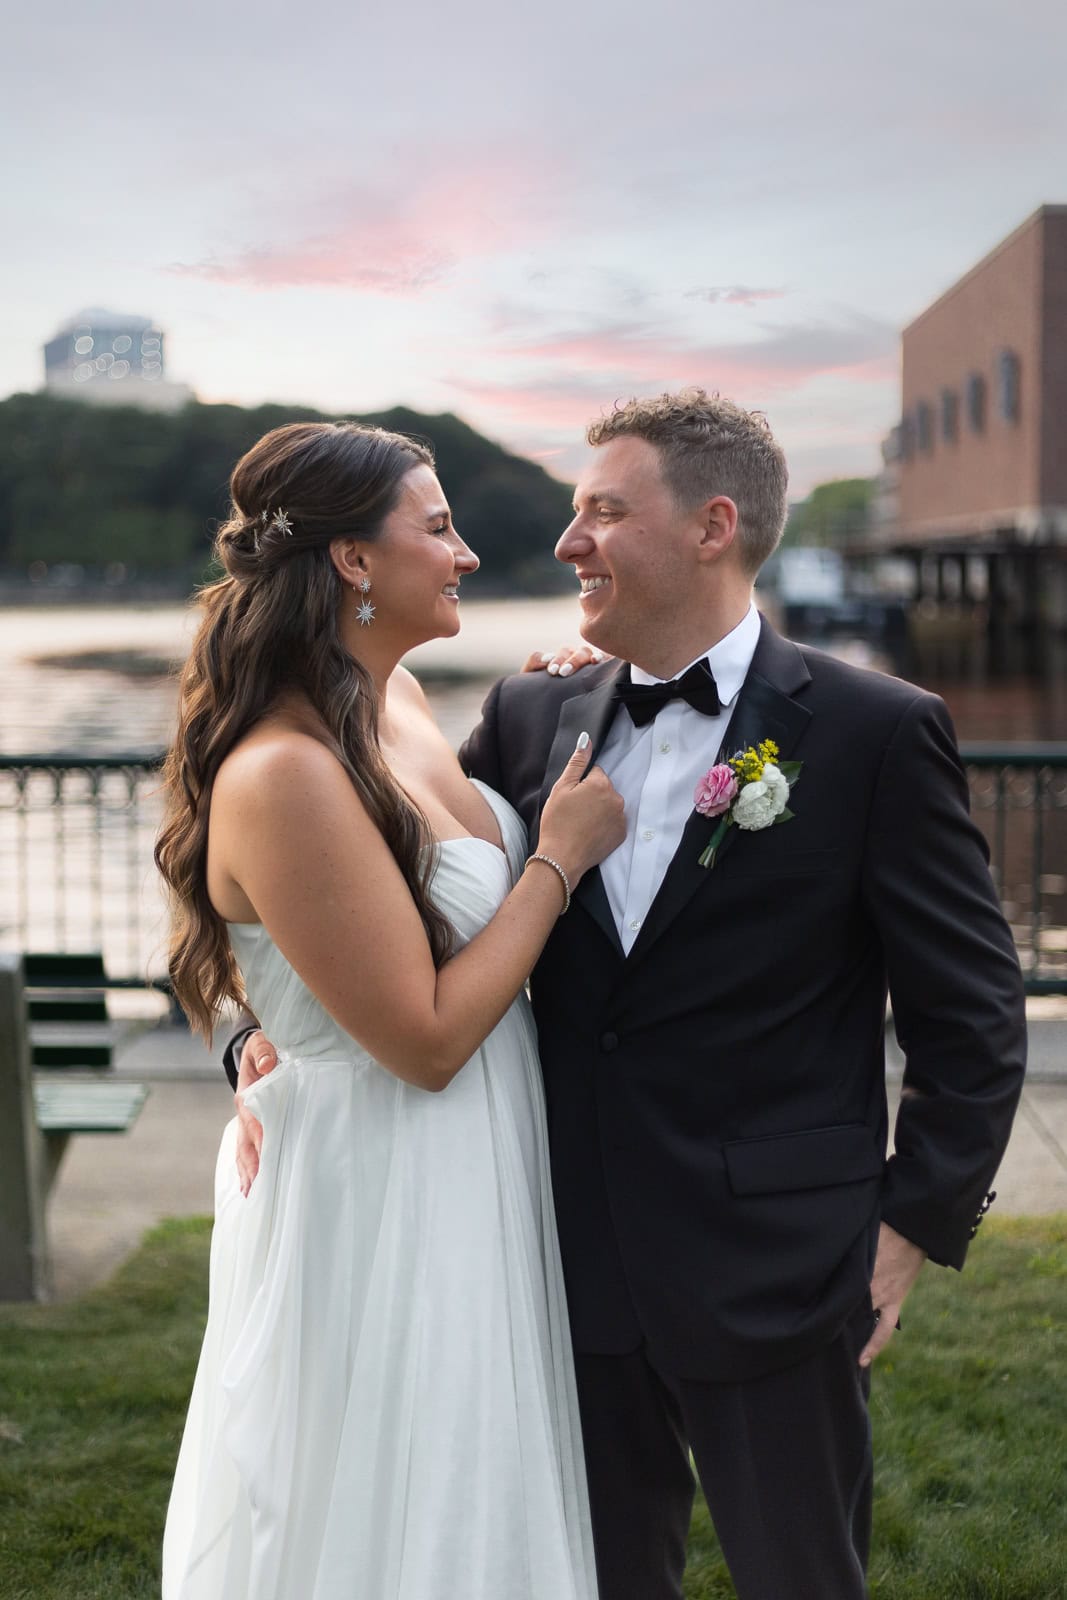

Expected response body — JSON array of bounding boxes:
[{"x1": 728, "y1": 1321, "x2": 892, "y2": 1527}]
[
  {"x1": 0, "y1": 393, "x2": 576, "y2": 592},
  {"x1": 782, "y1": 477, "x2": 874, "y2": 548}
]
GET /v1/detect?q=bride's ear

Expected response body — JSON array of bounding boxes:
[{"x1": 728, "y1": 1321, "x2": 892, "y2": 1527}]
[{"x1": 329, "y1": 538, "x2": 367, "y2": 589}]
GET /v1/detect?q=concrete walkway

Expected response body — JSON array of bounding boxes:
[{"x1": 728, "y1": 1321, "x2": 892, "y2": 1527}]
[{"x1": 42, "y1": 1014, "x2": 1067, "y2": 1301}]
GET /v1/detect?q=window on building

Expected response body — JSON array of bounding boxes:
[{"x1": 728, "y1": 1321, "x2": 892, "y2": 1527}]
[
  {"x1": 997, "y1": 350, "x2": 1020, "y2": 422},
  {"x1": 899, "y1": 413, "x2": 915, "y2": 461},
  {"x1": 966, "y1": 373, "x2": 986, "y2": 433},
  {"x1": 941, "y1": 388, "x2": 959, "y2": 444},
  {"x1": 916, "y1": 401, "x2": 933, "y2": 453}
]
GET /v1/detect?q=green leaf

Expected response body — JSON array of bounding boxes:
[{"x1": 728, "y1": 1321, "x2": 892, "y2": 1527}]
[
  {"x1": 774, "y1": 807, "x2": 796, "y2": 824},
  {"x1": 779, "y1": 761, "x2": 804, "y2": 783}
]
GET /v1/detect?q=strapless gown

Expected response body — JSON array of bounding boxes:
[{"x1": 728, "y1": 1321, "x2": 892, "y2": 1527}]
[{"x1": 162, "y1": 782, "x2": 598, "y2": 1599}]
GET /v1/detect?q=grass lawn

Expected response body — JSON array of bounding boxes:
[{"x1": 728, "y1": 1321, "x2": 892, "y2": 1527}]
[{"x1": 0, "y1": 1215, "x2": 1064, "y2": 1599}]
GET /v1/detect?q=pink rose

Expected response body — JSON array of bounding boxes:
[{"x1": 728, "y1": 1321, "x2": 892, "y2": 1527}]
[{"x1": 694, "y1": 764, "x2": 738, "y2": 817}]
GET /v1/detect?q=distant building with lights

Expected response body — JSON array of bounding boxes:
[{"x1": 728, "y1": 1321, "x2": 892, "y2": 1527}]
[{"x1": 43, "y1": 309, "x2": 193, "y2": 412}]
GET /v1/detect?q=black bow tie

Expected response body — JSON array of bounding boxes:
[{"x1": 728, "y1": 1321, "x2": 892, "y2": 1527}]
[{"x1": 613, "y1": 659, "x2": 723, "y2": 727}]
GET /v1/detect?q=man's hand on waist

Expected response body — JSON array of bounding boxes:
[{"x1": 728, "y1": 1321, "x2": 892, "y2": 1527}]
[{"x1": 235, "y1": 1029, "x2": 280, "y2": 1197}]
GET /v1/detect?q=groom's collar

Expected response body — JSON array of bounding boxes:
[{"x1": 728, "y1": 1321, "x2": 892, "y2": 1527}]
[
  {"x1": 627, "y1": 602, "x2": 761, "y2": 708},
  {"x1": 746, "y1": 612, "x2": 813, "y2": 698},
  {"x1": 532, "y1": 613, "x2": 813, "y2": 961},
  {"x1": 536, "y1": 611, "x2": 810, "y2": 810}
]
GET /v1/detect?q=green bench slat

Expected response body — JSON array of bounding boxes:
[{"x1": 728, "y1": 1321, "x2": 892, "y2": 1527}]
[
  {"x1": 30, "y1": 1023, "x2": 117, "y2": 1070},
  {"x1": 33, "y1": 1050, "x2": 113, "y2": 1070},
  {"x1": 28, "y1": 995, "x2": 109, "y2": 1023},
  {"x1": 33, "y1": 1081, "x2": 148, "y2": 1135},
  {"x1": 24, "y1": 953, "x2": 109, "y2": 987}
]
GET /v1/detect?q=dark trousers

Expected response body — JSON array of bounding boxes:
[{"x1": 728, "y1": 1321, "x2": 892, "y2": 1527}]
[{"x1": 574, "y1": 1303, "x2": 874, "y2": 1600}]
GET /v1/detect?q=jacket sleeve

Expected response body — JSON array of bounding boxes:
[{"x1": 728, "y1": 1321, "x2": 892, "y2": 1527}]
[
  {"x1": 458, "y1": 676, "x2": 506, "y2": 792},
  {"x1": 221, "y1": 1012, "x2": 259, "y2": 1092},
  {"x1": 862, "y1": 692, "x2": 1026, "y2": 1268}
]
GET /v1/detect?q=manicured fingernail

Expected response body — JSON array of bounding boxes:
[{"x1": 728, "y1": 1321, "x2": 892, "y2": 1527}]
[
  {"x1": 559, "y1": 662, "x2": 574, "y2": 676},
  {"x1": 548, "y1": 661, "x2": 559, "y2": 675},
  {"x1": 576, "y1": 731, "x2": 590, "y2": 750},
  {"x1": 540, "y1": 650, "x2": 554, "y2": 662}
]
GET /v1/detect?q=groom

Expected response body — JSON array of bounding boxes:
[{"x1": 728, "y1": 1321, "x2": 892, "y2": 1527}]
[
  {"x1": 230, "y1": 390, "x2": 1025, "y2": 1599},
  {"x1": 455, "y1": 391, "x2": 1024, "y2": 1598}
]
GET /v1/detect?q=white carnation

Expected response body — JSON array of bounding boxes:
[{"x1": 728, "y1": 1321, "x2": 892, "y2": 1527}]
[
  {"x1": 760, "y1": 763, "x2": 791, "y2": 813},
  {"x1": 732, "y1": 780, "x2": 780, "y2": 831}
]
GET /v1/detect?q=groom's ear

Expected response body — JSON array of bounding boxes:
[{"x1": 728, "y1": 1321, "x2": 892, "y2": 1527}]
[{"x1": 694, "y1": 496, "x2": 738, "y2": 563}]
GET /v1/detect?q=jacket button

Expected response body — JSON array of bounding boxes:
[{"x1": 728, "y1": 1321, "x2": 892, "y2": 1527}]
[{"x1": 600, "y1": 1031, "x2": 619, "y2": 1053}]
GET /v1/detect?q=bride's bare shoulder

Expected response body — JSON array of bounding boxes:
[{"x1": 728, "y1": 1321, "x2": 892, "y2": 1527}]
[{"x1": 214, "y1": 721, "x2": 349, "y2": 807}]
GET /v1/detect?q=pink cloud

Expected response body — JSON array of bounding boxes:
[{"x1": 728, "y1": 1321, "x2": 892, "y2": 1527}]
[
  {"x1": 444, "y1": 375, "x2": 611, "y2": 430},
  {"x1": 443, "y1": 315, "x2": 899, "y2": 467},
  {"x1": 168, "y1": 150, "x2": 567, "y2": 295},
  {"x1": 482, "y1": 314, "x2": 897, "y2": 393},
  {"x1": 172, "y1": 240, "x2": 453, "y2": 293}
]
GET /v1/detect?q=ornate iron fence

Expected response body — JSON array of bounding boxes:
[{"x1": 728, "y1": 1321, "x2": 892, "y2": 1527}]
[
  {"x1": 1, "y1": 746, "x2": 1065, "y2": 989},
  {"x1": 962, "y1": 745, "x2": 1067, "y2": 992},
  {"x1": 0, "y1": 754, "x2": 166, "y2": 983}
]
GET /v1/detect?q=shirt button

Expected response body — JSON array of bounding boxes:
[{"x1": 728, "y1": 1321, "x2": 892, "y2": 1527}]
[
  {"x1": 659, "y1": 741, "x2": 672, "y2": 754},
  {"x1": 600, "y1": 1031, "x2": 619, "y2": 1053},
  {"x1": 642, "y1": 828, "x2": 655, "y2": 841},
  {"x1": 629, "y1": 918, "x2": 642, "y2": 932}
]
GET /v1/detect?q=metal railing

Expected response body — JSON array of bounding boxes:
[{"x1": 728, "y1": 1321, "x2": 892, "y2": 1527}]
[
  {"x1": 1, "y1": 745, "x2": 1065, "y2": 990},
  {"x1": 962, "y1": 745, "x2": 1067, "y2": 992},
  {"x1": 0, "y1": 753, "x2": 166, "y2": 983}
]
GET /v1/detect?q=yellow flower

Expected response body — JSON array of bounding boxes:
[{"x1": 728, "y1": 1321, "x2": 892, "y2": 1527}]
[
  {"x1": 730, "y1": 744, "x2": 768, "y2": 783},
  {"x1": 727, "y1": 739, "x2": 781, "y2": 784}
]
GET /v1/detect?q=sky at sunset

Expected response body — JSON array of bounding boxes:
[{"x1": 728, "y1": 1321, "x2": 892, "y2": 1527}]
[{"x1": 4, "y1": 0, "x2": 1066, "y2": 496}]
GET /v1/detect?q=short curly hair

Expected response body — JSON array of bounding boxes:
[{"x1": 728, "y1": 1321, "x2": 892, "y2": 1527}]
[{"x1": 586, "y1": 388, "x2": 789, "y2": 574}]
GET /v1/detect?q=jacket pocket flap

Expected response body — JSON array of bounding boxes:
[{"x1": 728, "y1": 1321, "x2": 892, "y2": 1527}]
[{"x1": 723, "y1": 1123, "x2": 883, "y2": 1197}]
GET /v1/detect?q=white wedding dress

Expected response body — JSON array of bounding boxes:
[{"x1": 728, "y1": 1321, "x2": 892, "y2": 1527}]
[{"x1": 162, "y1": 782, "x2": 598, "y2": 1600}]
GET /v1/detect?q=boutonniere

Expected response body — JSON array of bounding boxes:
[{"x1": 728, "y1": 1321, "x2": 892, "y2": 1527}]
[{"x1": 694, "y1": 738, "x2": 802, "y2": 868}]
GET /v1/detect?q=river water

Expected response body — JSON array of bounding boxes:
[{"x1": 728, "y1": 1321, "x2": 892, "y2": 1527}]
[
  {"x1": 1, "y1": 599, "x2": 1063, "y2": 983},
  {"x1": 0, "y1": 597, "x2": 591, "y2": 757},
  {"x1": 3, "y1": 598, "x2": 1065, "y2": 755}
]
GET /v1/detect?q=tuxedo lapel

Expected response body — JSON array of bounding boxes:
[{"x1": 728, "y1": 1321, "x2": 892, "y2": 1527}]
[
  {"x1": 535, "y1": 665, "x2": 626, "y2": 958},
  {"x1": 700, "y1": 648, "x2": 812, "y2": 873},
  {"x1": 626, "y1": 619, "x2": 813, "y2": 967}
]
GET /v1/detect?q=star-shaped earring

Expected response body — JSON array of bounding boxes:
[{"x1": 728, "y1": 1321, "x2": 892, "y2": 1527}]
[{"x1": 354, "y1": 573, "x2": 375, "y2": 625}]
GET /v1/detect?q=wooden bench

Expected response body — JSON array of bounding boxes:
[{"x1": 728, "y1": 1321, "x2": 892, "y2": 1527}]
[
  {"x1": 0, "y1": 953, "x2": 149, "y2": 1300},
  {"x1": 33, "y1": 1079, "x2": 149, "y2": 1192},
  {"x1": 25, "y1": 951, "x2": 144, "y2": 1071}
]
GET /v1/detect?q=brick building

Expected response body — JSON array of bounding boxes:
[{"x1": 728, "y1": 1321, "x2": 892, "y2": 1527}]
[{"x1": 898, "y1": 206, "x2": 1067, "y2": 546}]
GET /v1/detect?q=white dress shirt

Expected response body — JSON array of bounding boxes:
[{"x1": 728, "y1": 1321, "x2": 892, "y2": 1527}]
[{"x1": 597, "y1": 603, "x2": 762, "y2": 953}]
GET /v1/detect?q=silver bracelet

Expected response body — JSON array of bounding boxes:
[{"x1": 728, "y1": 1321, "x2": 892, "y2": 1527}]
[{"x1": 525, "y1": 852, "x2": 572, "y2": 915}]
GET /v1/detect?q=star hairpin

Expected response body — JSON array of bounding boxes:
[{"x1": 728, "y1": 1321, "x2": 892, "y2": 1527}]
[{"x1": 270, "y1": 509, "x2": 293, "y2": 537}]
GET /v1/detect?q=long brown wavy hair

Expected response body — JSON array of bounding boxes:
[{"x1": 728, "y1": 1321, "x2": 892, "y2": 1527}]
[{"x1": 155, "y1": 420, "x2": 454, "y2": 1038}]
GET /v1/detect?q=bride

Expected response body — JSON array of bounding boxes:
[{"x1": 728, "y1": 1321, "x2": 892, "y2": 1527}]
[{"x1": 155, "y1": 420, "x2": 624, "y2": 1599}]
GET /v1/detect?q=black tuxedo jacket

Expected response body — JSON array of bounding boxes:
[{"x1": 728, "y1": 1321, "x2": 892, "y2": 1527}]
[{"x1": 459, "y1": 617, "x2": 1026, "y2": 1383}]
